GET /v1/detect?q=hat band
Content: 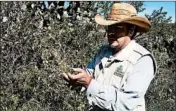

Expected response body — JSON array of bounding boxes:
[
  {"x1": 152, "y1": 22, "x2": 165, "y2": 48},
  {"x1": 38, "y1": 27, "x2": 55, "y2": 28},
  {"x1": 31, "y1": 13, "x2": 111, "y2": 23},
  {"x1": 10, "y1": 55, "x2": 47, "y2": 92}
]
[
  {"x1": 110, "y1": 9, "x2": 136, "y2": 17},
  {"x1": 107, "y1": 18, "x2": 119, "y2": 21}
]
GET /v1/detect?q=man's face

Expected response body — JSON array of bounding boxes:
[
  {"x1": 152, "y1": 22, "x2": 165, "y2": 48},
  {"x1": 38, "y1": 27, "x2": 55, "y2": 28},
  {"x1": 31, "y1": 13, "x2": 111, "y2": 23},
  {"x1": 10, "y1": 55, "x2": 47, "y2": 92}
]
[{"x1": 106, "y1": 23, "x2": 130, "y2": 49}]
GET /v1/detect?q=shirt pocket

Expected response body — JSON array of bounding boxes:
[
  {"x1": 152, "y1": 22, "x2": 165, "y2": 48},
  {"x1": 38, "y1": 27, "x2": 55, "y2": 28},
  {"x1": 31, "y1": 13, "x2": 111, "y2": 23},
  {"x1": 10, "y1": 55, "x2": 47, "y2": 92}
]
[{"x1": 110, "y1": 72, "x2": 124, "y2": 89}]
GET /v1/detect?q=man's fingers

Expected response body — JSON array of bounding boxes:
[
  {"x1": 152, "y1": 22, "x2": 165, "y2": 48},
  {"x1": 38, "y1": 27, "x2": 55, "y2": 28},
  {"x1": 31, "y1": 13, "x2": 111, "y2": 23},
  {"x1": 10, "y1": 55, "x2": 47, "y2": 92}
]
[
  {"x1": 68, "y1": 73, "x2": 83, "y2": 80},
  {"x1": 62, "y1": 73, "x2": 70, "y2": 82},
  {"x1": 73, "y1": 68, "x2": 85, "y2": 73},
  {"x1": 62, "y1": 73, "x2": 68, "y2": 78}
]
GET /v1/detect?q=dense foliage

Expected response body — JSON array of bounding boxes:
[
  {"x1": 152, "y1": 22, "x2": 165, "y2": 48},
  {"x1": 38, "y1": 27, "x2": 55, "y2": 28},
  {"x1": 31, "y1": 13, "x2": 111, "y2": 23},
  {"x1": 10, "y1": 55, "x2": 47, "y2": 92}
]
[{"x1": 0, "y1": 1, "x2": 175, "y2": 111}]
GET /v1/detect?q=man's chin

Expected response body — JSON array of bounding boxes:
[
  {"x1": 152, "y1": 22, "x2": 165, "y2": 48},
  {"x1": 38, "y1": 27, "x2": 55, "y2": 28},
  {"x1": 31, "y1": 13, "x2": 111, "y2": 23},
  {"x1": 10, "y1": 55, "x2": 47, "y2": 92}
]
[{"x1": 109, "y1": 44, "x2": 117, "y2": 48}]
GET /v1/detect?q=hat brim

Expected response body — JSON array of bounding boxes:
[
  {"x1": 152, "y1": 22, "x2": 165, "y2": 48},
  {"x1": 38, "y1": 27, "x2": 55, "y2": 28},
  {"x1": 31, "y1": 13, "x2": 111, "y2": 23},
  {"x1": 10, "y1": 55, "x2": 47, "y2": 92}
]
[{"x1": 95, "y1": 14, "x2": 151, "y2": 32}]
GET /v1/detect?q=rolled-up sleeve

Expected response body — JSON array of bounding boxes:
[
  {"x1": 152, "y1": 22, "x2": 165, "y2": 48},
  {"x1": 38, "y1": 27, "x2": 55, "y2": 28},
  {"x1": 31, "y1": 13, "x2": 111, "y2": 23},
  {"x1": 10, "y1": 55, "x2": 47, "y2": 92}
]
[{"x1": 86, "y1": 55, "x2": 155, "y2": 111}]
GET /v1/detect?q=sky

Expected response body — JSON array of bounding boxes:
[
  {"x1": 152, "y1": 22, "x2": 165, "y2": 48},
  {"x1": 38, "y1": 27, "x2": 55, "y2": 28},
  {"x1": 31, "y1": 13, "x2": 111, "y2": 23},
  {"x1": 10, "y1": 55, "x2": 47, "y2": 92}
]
[
  {"x1": 63, "y1": 1, "x2": 175, "y2": 23},
  {"x1": 139, "y1": 1, "x2": 175, "y2": 23}
]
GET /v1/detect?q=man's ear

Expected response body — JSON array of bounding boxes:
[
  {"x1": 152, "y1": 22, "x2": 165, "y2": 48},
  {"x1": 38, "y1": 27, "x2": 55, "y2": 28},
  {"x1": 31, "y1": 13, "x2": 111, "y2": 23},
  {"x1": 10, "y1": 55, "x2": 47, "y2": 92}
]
[{"x1": 128, "y1": 25, "x2": 137, "y2": 39}]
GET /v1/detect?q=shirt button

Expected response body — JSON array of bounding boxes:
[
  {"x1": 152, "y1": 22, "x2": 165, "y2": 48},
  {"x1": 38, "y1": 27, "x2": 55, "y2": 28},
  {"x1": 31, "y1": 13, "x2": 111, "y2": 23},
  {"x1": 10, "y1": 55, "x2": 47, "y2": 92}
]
[{"x1": 89, "y1": 94, "x2": 92, "y2": 97}]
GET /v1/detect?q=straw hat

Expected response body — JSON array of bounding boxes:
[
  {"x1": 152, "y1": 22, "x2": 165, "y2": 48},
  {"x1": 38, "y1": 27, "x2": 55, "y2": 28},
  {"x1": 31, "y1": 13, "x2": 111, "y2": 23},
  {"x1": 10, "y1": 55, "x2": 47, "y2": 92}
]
[{"x1": 95, "y1": 3, "x2": 151, "y2": 32}]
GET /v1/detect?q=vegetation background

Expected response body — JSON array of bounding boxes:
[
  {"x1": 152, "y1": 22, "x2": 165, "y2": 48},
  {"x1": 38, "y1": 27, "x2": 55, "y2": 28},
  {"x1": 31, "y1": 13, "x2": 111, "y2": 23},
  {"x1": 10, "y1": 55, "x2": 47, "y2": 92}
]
[{"x1": 0, "y1": 1, "x2": 175, "y2": 111}]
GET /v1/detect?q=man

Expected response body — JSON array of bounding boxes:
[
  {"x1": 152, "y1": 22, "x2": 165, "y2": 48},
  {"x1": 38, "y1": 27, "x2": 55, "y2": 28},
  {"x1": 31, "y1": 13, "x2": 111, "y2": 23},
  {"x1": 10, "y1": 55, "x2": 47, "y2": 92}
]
[{"x1": 62, "y1": 3, "x2": 156, "y2": 111}]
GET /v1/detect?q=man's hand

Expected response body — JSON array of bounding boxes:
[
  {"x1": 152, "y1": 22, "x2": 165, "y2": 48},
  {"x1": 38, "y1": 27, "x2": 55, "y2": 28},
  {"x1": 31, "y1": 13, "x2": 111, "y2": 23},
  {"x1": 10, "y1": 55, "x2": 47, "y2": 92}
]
[{"x1": 62, "y1": 68, "x2": 92, "y2": 88}]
